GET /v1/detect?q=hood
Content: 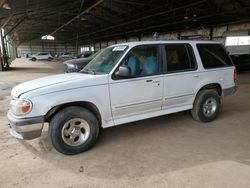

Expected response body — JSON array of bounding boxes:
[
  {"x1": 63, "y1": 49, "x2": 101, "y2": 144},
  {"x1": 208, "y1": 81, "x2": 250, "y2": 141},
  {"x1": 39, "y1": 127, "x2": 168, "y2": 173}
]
[
  {"x1": 63, "y1": 58, "x2": 91, "y2": 65},
  {"x1": 11, "y1": 73, "x2": 105, "y2": 98}
]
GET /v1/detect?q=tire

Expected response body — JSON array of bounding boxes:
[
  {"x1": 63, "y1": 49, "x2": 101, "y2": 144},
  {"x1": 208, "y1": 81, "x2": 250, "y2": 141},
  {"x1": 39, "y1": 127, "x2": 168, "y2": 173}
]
[
  {"x1": 48, "y1": 57, "x2": 53, "y2": 61},
  {"x1": 31, "y1": 57, "x2": 36, "y2": 61},
  {"x1": 49, "y1": 106, "x2": 99, "y2": 155},
  {"x1": 191, "y1": 89, "x2": 221, "y2": 122}
]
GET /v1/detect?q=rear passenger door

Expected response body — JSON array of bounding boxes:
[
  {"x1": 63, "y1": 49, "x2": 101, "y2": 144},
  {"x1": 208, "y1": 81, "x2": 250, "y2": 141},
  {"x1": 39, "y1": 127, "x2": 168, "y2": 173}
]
[{"x1": 162, "y1": 44, "x2": 199, "y2": 109}]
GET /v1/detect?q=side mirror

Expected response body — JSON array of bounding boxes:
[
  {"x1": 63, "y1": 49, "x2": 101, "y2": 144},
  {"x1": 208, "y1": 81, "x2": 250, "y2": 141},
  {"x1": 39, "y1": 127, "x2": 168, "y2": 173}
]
[{"x1": 115, "y1": 66, "x2": 131, "y2": 77}]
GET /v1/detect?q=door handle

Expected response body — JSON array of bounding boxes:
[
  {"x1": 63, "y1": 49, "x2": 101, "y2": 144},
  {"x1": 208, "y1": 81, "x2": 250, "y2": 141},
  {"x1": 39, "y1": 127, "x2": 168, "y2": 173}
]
[
  {"x1": 153, "y1": 80, "x2": 160, "y2": 83},
  {"x1": 193, "y1": 75, "x2": 199, "y2": 78},
  {"x1": 146, "y1": 80, "x2": 153, "y2": 82}
]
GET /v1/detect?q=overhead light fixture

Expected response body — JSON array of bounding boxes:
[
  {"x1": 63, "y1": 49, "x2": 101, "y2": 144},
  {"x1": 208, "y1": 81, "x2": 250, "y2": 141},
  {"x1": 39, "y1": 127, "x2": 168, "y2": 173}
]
[
  {"x1": 184, "y1": 8, "x2": 189, "y2": 20},
  {"x1": 41, "y1": 35, "x2": 55, "y2": 40},
  {"x1": 3, "y1": 3, "x2": 11, "y2": 10},
  {"x1": 192, "y1": 14, "x2": 197, "y2": 22}
]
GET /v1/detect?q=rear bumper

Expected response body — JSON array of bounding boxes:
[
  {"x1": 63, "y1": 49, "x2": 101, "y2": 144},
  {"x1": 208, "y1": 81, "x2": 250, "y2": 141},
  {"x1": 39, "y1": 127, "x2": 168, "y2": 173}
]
[
  {"x1": 222, "y1": 86, "x2": 237, "y2": 97},
  {"x1": 7, "y1": 111, "x2": 45, "y2": 140}
]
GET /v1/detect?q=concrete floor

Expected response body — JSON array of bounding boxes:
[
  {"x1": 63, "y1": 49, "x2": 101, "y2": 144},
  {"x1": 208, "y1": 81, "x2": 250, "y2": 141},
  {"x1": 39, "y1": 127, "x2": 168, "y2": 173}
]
[{"x1": 1, "y1": 58, "x2": 250, "y2": 187}]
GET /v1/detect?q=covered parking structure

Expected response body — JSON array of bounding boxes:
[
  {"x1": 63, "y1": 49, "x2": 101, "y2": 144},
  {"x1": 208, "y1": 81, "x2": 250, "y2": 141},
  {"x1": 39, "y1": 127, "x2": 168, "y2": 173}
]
[
  {"x1": 1, "y1": 0, "x2": 250, "y2": 68},
  {"x1": 1, "y1": 1, "x2": 250, "y2": 188}
]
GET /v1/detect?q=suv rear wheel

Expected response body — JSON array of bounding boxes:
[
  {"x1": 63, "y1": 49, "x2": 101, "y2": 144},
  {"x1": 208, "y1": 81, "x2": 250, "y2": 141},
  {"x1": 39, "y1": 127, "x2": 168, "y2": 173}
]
[
  {"x1": 191, "y1": 89, "x2": 221, "y2": 122},
  {"x1": 49, "y1": 106, "x2": 99, "y2": 155}
]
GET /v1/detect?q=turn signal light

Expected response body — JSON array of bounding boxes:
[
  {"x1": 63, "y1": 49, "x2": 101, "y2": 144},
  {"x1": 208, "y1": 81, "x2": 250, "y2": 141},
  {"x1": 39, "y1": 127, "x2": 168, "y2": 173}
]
[{"x1": 21, "y1": 105, "x2": 31, "y2": 113}]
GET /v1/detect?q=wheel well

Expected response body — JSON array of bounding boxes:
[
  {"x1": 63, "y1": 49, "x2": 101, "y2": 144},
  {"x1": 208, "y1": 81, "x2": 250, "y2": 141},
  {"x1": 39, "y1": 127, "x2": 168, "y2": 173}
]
[
  {"x1": 196, "y1": 83, "x2": 222, "y2": 96},
  {"x1": 45, "y1": 101, "x2": 102, "y2": 126}
]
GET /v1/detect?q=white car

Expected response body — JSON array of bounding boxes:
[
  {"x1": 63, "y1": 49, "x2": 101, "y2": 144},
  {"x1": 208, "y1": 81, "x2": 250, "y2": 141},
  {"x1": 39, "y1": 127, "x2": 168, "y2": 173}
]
[
  {"x1": 59, "y1": 52, "x2": 75, "y2": 59},
  {"x1": 8, "y1": 41, "x2": 236, "y2": 155},
  {"x1": 30, "y1": 52, "x2": 53, "y2": 61}
]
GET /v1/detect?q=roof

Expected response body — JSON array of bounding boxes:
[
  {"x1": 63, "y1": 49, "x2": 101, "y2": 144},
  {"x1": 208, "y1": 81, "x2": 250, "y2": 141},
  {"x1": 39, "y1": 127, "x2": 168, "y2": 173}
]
[
  {"x1": 110, "y1": 40, "x2": 221, "y2": 48},
  {"x1": 1, "y1": 0, "x2": 250, "y2": 45}
]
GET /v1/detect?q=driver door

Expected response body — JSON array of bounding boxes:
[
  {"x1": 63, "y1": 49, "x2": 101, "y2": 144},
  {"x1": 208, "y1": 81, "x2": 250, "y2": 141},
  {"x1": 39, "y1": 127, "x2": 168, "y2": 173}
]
[{"x1": 109, "y1": 45, "x2": 164, "y2": 124}]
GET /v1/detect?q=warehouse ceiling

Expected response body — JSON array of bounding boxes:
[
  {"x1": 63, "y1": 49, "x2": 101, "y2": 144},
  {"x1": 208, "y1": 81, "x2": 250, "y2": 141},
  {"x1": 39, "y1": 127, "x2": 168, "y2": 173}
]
[{"x1": 1, "y1": 0, "x2": 250, "y2": 45}]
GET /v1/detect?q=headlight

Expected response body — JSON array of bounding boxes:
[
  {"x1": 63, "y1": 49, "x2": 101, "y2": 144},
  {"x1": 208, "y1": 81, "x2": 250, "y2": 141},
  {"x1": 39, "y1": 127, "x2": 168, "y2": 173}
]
[{"x1": 10, "y1": 99, "x2": 33, "y2": 116}]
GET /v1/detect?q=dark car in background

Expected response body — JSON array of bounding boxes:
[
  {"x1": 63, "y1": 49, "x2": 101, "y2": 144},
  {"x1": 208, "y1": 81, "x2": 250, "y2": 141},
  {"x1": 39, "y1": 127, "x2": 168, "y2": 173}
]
[
  {"x1": 63, "y1": 51, "x2": 100, "y2": 73},
  {"x1": 230, "y1": 54, "x2": 250, "y2": 72}
]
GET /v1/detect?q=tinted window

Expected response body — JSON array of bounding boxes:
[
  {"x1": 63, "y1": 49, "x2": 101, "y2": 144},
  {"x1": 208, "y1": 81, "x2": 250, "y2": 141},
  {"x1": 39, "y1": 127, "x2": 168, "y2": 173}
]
[
  {"x1": 119, "y1": 45, "x2": 159, "y2": 77},
  {"x1": 197, "y1": 44, "x2": 233, "y2": 69},
  {"x1": 39, "y1": 53, "x2": 48, "y2": 55},
  {"x1": 165, "y1": 44, "x2": 196, "y2": 72}
]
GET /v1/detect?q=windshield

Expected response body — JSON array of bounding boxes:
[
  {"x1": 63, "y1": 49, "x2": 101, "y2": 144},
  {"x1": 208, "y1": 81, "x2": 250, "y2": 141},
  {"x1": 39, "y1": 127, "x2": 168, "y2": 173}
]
[
  {"x1": 81, "y1": 45, "x2": 128, "y2": 74},
  {"x1": 88, "y1": 50, "x2": 102, "y2": 59}
]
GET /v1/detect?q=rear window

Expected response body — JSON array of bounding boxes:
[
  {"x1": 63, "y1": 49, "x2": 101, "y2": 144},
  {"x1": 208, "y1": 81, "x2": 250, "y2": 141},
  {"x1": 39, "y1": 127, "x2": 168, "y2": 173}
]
[{"x1": 197, "y1": 44, "x2": 233, "y2": 69}]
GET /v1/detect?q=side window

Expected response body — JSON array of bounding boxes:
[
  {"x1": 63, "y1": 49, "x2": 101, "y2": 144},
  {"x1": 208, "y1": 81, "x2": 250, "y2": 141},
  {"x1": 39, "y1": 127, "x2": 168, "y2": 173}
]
[
  {"x1": 197, "y1": 44, "x2": 233, "y2": 69},
  {"x1": 165, "y1": 44, "x2": 196, "y2": 73},
  {"x1": 119, "y1": 45, "x2": 159, "y2": 77}
]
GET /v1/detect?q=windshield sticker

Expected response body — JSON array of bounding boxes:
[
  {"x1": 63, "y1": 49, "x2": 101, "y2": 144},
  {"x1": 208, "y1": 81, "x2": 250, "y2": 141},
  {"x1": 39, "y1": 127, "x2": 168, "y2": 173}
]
[{"x1": 112, "y1": 46, "x2": 127, "y2": 51}]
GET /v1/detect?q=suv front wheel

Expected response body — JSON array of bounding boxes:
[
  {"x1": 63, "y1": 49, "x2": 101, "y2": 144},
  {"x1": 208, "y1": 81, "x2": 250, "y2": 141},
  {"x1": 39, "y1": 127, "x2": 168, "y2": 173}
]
[
  {"x1": 49, "y1": 106, "x2": 99, "y2": 155},
  {"x1": 191, "y1": 89, "x2": 221, "y2": 122}
]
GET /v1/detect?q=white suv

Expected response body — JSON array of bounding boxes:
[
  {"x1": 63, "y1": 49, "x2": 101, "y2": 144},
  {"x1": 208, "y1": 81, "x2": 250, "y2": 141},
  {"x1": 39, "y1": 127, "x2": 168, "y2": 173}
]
[
  {"x1": 30, "y1": 52, "x2": 53, "y2": 61},
  {"x1": 8, "y1": 41, "x2": 236, "y2": 155}
]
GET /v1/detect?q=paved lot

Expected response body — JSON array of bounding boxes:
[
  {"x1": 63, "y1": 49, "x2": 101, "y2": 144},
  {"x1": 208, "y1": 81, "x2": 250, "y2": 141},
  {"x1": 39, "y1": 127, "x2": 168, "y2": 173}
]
[{"x1": 1, "y1": 58, "x2": 250, "y2": 187}]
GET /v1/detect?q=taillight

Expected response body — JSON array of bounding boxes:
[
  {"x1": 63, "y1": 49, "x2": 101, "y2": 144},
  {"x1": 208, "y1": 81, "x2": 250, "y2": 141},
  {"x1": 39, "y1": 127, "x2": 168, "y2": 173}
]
[{"x1": 234, "y1": 69, "x2": 237, "y2": 81}]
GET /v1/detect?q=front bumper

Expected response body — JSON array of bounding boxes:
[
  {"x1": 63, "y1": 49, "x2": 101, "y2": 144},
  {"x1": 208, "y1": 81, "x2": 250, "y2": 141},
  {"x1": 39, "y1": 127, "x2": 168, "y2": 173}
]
[
  {"x1": 7, "y1": 111, "x2": 45, "y2": 140},
  {"x1": 222, "y1": 86, "x2": 237, "y2": 97}
]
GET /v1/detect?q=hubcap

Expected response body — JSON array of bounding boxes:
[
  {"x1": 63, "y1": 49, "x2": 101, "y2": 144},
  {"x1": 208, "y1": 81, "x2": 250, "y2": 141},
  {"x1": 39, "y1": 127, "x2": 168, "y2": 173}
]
[
  {"x1": 61, "y1": 118, "x2": 90, "y2": 146},
  {"x1": 202, "y1": 97, "x2": 217, "y2": 118}
]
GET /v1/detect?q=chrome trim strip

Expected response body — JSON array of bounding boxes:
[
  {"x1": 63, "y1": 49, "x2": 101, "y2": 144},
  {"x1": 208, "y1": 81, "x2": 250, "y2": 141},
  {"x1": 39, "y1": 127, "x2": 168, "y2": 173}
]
[
  {"x1": 164, "y1": 94, "x2": 194, "y2": 100},
  {"x1": 114, "y1": 99, "x2": 162, "y2": 109}
]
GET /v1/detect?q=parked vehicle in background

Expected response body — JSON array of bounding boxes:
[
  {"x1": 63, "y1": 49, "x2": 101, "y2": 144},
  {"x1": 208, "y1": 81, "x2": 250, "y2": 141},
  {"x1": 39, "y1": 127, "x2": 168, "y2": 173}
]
[
  {"x1": 8, "y1": 41, "x2": 236, "y2": 155},
  {"x1": 59, "y1": 52, "x2": 75, "y2": 60},
  {"x1": 30, "y1": 52, "x2": 53, "y2": 61},
  {"x1": 230, "y1": 54, "x2": 250, "y2": 72},
  {"x1": 55, "y1": 52, "x2": 63, "y2": 59},
  {"x1": 64, "y1": 51, "x2": 101, "y2": 73},
  {"x1": 81, "y1": 51, "x2": 94, "y2": 58}
]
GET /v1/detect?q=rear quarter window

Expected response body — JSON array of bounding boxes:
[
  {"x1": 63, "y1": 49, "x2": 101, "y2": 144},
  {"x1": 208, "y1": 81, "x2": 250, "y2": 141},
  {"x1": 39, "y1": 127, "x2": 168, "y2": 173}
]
[{"x1": 197, "y1": 44, "x2": 233, "y2": 69}]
